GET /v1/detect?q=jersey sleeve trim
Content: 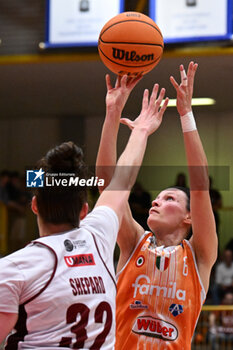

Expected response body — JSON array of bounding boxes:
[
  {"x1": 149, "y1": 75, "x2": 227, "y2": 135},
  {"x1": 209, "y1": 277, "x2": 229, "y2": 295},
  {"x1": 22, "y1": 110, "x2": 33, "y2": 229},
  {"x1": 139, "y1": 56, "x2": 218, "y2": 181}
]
[
  {"x1": 91, "y1": 233, "x2": 116, "y2": 290},
  {"x1": 23, "y1": 242, "x2": 58, "y2": 305},
  {"x1": 116, "y1": 231, "x2": 151, "y2": 280}
]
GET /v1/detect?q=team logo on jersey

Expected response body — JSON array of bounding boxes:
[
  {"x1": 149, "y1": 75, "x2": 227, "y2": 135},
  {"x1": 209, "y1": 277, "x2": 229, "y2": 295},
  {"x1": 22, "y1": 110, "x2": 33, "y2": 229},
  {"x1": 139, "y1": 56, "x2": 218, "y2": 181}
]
[
  {"x1": 26, "y1": 168, "x2": 44, "y2": 187},
  {"x1": 64, "y1": 239, "x2": 74, "y2": 252},
  {"x1": 169, "y1": 304, "x2": 184, "y2": 317},
  {"x1": 64, "y1": 254, "x2": 95, "y2": 267},
  {"x1": 136, "y1": 255, "x2": 145, "y2": 267},
  {"x1": 130, "y1": 300, "x2": 148, "y2": 310},
  {"x1": 132, "y1": 316, "x2": 178, "y2": 341},
  {"x1": 132, "y1": 275, "x2": 186, "y2": 300},
  {"x1": 156, "y1": 255, "x2": 170, "y2": 271}
]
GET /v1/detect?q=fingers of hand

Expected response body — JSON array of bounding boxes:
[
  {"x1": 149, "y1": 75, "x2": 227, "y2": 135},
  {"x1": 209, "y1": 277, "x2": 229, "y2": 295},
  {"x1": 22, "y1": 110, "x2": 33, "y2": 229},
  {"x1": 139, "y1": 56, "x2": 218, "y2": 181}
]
[
  {"x1": 120, "y1": 118, "x2": 133, "y2": 130},
  {"x1": 149, "y1": 83, "x2": 159, "y2": 106},
  {"x1": 121, "y1": 74, "x2": 128, "y2": 88},
  {"x1": 170, "y1": 76, "x2": 179, "y2": 90},
  {"x1": 180, "y1": 65, "x2": 188, "y2": 86},
  {"x1": 106, "y1": 74, "x2": 112, "y2": 91},
  {"x1": 187, "y1": 61, "x2": 198, "y2": 86},
  {"x1": 155, "y1": 88, "x2": 166, "y2": 110},
  {"x1": 159, "y1": 97, "x2": 169, "y2": 116},
  {"x1": 142, "y1": 89, "x2": 149, "y2": 110},
  {"x1": 129, "y1": 74, "x2": 143, "y2": 90},
  {"x1": 120, "y1": 118, "x2": 129, "y2": 125},
  {"x1": 115, "y1": 75, "x2": 122, "y2": 88}
]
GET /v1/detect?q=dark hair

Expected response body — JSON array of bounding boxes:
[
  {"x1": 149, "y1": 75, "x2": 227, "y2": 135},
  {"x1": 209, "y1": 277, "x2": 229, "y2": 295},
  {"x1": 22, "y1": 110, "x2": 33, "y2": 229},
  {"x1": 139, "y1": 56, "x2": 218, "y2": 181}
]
[{"x1": 34, "y1": 141, "x2": 88, "y2": 227}]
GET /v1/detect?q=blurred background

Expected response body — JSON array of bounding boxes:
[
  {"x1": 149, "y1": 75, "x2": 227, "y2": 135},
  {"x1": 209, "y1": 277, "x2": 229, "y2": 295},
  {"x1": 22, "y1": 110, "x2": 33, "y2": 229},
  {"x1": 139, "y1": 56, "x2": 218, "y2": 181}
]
[{"x1": 0, "y1": 1, "x2": 233, "y2": 347}]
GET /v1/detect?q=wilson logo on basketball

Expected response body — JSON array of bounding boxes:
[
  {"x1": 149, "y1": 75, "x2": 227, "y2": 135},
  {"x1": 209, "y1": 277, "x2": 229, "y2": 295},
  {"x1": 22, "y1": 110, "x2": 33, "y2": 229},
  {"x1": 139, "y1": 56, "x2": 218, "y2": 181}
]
[
  {"x1": 64, "y1": 254, "x2": 95, "y2": 267},
  {"x1": 112, "y1": 48, "x2": 154, "y2": 62},
  {"x1": 132, "y1": 316, "x2": 178, "y2": 341}
]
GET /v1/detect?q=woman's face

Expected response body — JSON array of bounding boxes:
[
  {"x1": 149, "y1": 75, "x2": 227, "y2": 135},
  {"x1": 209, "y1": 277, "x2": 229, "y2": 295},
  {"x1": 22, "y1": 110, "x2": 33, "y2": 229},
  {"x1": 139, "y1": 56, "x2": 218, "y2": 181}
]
[{"x1": 147, "y1": 189, "x2": 190, "y2": 232}]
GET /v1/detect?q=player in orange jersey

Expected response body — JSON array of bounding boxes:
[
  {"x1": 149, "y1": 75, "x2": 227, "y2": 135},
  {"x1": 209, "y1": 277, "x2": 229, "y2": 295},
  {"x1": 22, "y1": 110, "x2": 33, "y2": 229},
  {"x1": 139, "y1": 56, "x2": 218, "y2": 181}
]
[{"x1": 96, "y1": 62, "x2": 218, "y2": 349}]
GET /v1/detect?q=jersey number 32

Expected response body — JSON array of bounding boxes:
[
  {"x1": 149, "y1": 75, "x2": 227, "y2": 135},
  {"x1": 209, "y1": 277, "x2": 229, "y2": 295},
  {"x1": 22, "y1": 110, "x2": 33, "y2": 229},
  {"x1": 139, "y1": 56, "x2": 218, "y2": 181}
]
[{"x1": 59, "y1": 301, "x2": 112, "y2": 349}]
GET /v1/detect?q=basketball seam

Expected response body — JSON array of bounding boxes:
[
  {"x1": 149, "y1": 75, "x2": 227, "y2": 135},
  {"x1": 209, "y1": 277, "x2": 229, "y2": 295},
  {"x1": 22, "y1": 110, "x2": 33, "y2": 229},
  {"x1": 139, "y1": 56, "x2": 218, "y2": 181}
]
[
  {"x1": 98, "y1": 46, "x2": 162, "y2": 69},
  {"x1": 100, "y1": 19, "x2": 163, "y2": 40},
  {"x1": 99, "y1": 39, "x2": 164, "y2": 49}
]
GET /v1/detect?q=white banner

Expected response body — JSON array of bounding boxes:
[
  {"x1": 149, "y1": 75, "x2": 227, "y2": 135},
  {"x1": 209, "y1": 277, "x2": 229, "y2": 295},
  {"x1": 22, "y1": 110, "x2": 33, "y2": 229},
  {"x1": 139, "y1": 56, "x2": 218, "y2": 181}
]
[
  {"x1": 150, "y1": 0, "x2": 230, "y2": 42},
  {"x1": 47, "y1": 0, "x2": 123, "y2": 46}
]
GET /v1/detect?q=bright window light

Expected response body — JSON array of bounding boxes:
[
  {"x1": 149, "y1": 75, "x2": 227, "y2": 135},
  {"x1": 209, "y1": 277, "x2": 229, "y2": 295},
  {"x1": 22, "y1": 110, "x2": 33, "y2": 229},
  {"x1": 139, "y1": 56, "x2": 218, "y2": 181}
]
[{"x1": 167, "y1": 98, "x2": 216, "y2": 107}]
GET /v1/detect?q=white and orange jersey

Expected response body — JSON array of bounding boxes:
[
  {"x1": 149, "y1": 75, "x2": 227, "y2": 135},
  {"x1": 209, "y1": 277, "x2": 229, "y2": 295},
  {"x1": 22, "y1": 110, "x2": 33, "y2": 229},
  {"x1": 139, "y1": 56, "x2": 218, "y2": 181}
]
[{"x1": 116, "y1": 232, "x2": 206, "y2": 350}]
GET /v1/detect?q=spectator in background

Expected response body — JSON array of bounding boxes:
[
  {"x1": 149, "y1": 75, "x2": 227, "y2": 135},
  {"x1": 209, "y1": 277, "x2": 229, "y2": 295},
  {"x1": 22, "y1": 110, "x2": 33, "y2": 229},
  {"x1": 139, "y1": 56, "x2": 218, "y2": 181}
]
[
  {"x1": 175, "y1": 172, "x2": 187, "y2": 187},
  {"x1": 6, "y1": 172, "x2": 27, "y2": 205},
  {"x1": 0, "y1": 170, "x2": 28, "y2": 213},
  {"x1": 209, "y1": 292, "x2": 233, "y2": 349},
  {"x1": 213, "y1": 249, "x2": 233, "y2": 304},
  {"x1": 129, "y1": 181, "x2": 151, "y2": 230},
  {"x1": 209, "y1": 176, "x2": 222, "y2": 235},
  {"x1": 226, "y1": 238, "x2": 233, "y2": 256},
  {"x1": 5, "y1": 171, "x2": 29, "y2": 252},
  {"x1": 0, "y1": 170, "x2": 10, "y2": 204},
  {"x1": 0, "y1": 170, "x2": 32, "y2": 252}
]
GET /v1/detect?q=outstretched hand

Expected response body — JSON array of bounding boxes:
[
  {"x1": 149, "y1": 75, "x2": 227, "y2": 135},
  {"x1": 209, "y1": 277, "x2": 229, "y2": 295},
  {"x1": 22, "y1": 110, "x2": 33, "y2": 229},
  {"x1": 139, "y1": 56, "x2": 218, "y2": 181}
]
[
  {"x1": 105, "y1": 74, "x2": 143, "y2": 113},
  {"x1": 120, "y1": 84, "x2": 169, "y2": 136},
  {"x1": 170, "y1": 61, "x2": 198, "y2": 116}
]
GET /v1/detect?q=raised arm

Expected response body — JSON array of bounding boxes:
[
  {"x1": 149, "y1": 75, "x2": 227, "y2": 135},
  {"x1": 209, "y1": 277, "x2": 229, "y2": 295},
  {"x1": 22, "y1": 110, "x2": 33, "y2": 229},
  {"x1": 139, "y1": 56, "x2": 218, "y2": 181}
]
[
  {"x1": 96, "y1": 74, "x2": 142, "y2": 188},
  {"x1": 96, "y1": 85, "x2": 169, "y2": 232},
  {"x1": 96, "y1": 74, "x2": 146, "y2": 263},
  {"x1": 170, "y1": 61, "x2": 218, "y2": 292}
]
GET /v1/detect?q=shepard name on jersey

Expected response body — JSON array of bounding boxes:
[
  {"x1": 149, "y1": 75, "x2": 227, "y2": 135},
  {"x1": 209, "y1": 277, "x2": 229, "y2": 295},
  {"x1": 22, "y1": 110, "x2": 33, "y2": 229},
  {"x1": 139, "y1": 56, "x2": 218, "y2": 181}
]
[{"x1": 70, "y1": 275, "x2": 106, "y2": 296}]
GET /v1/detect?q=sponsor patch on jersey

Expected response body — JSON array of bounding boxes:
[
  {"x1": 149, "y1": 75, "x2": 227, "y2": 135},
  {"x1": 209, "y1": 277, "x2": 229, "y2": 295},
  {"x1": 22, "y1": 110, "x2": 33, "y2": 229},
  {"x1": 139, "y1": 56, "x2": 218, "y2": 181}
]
[
  {"x1": 73, "y1": 239, "x2": 86, "y2": 247},
  {"x1": 64, "y1": 239, "x2": 87, "y2": 252},
  {"x1": 136, "y1": 255, "x2": 145, "y2": 267},
  {"x1": 129, "y1": 300, "x2": 148, "y2": 310},
  {"x1": 132, "y1": 316, "x2": 178, "y2": 341},
  {"x1": 64, "y1": 239, "x2": 74, "y2": 252},
  {"x1": 64, "y1": 254, "x2": 95, "y2": 267},
  {"x1": 169, "y1": 303, "x2": 184, "y2": 317},
  {"x1": 132, "y1": 274, "x2": 186, "y2": 300}
]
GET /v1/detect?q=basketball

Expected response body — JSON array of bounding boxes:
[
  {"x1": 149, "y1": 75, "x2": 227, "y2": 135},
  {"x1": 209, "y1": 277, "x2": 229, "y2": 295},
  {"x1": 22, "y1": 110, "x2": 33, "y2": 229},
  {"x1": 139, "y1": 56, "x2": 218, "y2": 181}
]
[{"x1": 98, "y1": 11, "x2": 164, "y2": 76}]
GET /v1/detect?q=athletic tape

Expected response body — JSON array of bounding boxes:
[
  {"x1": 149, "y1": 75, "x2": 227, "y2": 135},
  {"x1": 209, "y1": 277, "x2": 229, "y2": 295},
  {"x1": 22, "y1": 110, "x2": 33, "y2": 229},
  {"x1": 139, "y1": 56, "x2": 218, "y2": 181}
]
[
  {"x1": 180, "y1": 111, "x2": 197, "y2": 132},
  {"x1": 181, "y1": 69, "x2": 188, "y2": 86}
]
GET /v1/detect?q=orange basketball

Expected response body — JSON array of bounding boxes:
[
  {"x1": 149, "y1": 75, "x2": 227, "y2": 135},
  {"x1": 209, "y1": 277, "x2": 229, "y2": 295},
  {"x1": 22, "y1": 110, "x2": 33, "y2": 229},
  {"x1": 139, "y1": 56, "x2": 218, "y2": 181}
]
[{"x1": 98, "y1": 11, "x2": 164, "y2": 76}]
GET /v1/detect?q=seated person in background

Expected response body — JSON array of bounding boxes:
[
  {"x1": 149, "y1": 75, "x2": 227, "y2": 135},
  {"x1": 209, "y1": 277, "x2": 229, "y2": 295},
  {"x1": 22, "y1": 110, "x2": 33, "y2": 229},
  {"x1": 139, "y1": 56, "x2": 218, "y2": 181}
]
[
  {"x1": 213, "y1": 249, "x2": 233, "y2": 304},
  {"x1": 209, "y1": 292, "x2": 233, "y2": 349}
]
